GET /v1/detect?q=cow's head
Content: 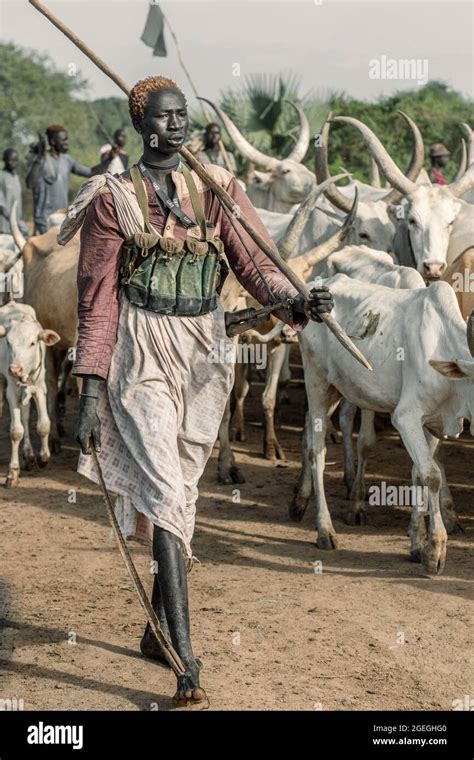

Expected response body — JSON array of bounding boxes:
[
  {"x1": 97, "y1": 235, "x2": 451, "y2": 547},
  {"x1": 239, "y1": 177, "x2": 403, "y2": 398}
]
[
  {"x1": 325, "y1": 115, "x2": 474, "y2": 281},
  {"x1": 348, "y1": 201, "x2": 395, "y2": 253},
  {"x1": 249, "y1": 161, "x2": 315, "y2": 211},
  {"x1": 0, "y1": 316, "x2": 60, "y2": 385},
  {"x1": 389, "y1": 184, "x2": 463, "y2": 280},
  {"x1": 199, "y1": 98, "x2": 313, "y2": 213}
]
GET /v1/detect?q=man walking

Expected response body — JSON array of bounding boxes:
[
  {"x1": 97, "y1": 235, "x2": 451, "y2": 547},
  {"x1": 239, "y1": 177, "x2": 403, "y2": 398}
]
[{"x1": 69, "y1": 76, "x2": 333, "y2": 706}]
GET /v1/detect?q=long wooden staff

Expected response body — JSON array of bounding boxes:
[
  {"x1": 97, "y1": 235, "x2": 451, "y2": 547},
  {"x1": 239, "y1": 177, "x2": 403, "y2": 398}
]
[{"x1": 28, "y1": 0, "x2": 372, "y2": 372}]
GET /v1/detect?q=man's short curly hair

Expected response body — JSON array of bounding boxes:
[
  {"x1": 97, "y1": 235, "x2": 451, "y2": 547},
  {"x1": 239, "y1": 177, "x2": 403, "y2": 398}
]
[{"x1": 129, "y1": 76, "x2": 185, "y2": 122}]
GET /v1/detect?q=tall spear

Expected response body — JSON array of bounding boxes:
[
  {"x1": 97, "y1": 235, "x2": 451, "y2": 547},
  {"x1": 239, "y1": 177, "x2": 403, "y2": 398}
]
[{"x1": 28, "y1": 0, "x2": 372, "y2": 372}]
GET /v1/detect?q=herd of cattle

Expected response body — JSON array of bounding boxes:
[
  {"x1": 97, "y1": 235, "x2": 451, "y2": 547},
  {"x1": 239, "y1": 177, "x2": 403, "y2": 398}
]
[{"x1": 0, "y1": 108, "x2": 473, "y2": 577}]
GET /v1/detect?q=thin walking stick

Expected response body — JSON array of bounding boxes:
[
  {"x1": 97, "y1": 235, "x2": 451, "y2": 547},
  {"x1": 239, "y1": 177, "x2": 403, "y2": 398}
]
[{"x1": 91, "y1": 450, "x2": 186, "y2": 677}]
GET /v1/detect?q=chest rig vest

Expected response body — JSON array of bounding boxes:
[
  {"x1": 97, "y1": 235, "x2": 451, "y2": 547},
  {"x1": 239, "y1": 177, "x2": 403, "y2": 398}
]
[{"x1": 120, "y1": 162, "x2": 227, "y2": 316}]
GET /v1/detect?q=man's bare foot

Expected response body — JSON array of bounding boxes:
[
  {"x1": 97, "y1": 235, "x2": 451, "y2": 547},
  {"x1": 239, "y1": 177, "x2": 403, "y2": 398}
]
[{"x1": 172, "y1": 659, "x2": 208, "y2": 708}]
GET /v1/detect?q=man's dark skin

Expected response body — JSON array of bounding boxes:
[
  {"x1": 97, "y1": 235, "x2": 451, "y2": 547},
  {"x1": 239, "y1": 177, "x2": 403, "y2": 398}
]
[
  {"x1": 26, "y1": 129, "x2": 115, "y2": 189},
  {"x1": 3, "y1": 148, "x2": 18, "y2": 173},
  {"x1": 75, "y1": 88, "x2": 333, "y2": 705},
  {"x1": 204, "y1": 123, "x2": 221, "y2": 152}
]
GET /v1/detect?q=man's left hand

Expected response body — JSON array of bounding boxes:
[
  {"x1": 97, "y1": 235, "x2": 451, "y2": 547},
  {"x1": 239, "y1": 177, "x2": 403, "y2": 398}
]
[{"x1": 293, "y1": 286, "x2": 334, "y2": 323}]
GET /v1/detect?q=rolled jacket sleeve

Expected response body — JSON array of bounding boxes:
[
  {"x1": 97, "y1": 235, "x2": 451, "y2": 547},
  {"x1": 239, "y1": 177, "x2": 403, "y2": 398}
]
[
  {"x1": 73, "y1": 190, "x2": 123, "y2": 379},
  {"x1": 219, "y1": 178, "x2": 308, "y2": 330}
]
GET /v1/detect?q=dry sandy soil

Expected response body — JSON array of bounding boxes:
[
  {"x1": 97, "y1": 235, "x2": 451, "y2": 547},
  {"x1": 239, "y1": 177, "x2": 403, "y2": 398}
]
[{"x1": 0, "y1": 349, "x2": 472, "y2": 711}]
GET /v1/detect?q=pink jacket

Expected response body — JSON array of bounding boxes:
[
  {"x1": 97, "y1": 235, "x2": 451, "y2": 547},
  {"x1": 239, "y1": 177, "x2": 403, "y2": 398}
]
[{"x1": 74, "y1": 164, "x2": 308, "y2": 379}]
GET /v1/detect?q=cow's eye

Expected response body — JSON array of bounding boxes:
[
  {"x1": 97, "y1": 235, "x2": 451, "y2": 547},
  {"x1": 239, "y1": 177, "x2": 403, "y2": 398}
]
[
  {"x1": 359, "y1": 232, "x2": 370, "y2": 241},
  {"x1": 30, "y1": 341, "x2": 35, "y2": 346},
  {"x1": 409, "y1": 218, "x2": 417, "y2": 227}
]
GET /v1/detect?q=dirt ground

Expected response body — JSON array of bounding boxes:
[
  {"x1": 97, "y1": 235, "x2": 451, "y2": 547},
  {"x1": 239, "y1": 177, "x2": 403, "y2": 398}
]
[{"x1": 0, "y1": 348, "x2": 472, "y2": 712}]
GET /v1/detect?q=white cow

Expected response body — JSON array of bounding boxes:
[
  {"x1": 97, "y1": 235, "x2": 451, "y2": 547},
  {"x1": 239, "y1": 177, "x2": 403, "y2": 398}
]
[
  {"x1": 0, "y1": 301, "x2": 60, "y2": 486},
  {"x1": 331, "y1": 116, "x2": 474, "y2": 279},
  {"x1": 293, "y1": 274, "x2": 474, "y2": 575}
]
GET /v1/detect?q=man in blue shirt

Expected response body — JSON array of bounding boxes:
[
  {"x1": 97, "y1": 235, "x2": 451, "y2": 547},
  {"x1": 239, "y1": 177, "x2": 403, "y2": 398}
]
[{"x1": 26, "y1": 125, "x2": 114, "y2": 234}]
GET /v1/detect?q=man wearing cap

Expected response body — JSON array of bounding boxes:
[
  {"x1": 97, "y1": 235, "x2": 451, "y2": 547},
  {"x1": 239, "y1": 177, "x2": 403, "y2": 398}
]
[{"x1": 429, "y1": 143, "x2": 450, "y2": 185}]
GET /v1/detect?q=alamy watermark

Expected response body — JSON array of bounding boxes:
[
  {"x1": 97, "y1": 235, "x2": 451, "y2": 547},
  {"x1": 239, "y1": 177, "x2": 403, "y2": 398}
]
[
  {"x1": 208, "y1": 339, "x2": 267, "y2": 370},
  {"x1": 369, "y1": 55, "x2": 428, "y2": 86},
  {"x1": 368, "y1": 481, "x2": 428, "y2": 509}
]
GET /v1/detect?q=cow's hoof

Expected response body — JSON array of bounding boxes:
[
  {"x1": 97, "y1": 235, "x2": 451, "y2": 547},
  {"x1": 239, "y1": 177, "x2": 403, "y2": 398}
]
[
  {"x1": 289, "y1": 495, "x2": 309, "y2": 522},
  {"x1": 229, "y1": 429, "x2": 246, "y2": 443},
  {"x1": 422, "y1": 555, "x2": 445, "y2": 576},
  {"x1": 316, "y1": 532, "x2": 338, "y2": 550},
  {"x1": 37, "y1": 457, "x2": 50, "y2": 469},
  {"x1": 23, "y1": 453, "x2": 36, "y2": 471},
  {"x1": 229, "y1": 466, "x2": 245, "y2": 484},
  {"x1": 51, "y1": 438, "x2": 61, "y2": 455},
  {"x1": 264, "y1": 443, "x2": 285, "y2": 461},
  {"x1": 442, "y1": 512, "x2": 464, "y2": 535},
  {"x1": 5, "y1": 474, "x2": 19, "y2": 489},
  {"x1": 422, "y1": 542, "x2": 446, "y2": 576},
  {"x1": 345, "y1": 510, "x2": 367, "y2": 526},
  {"x1": 218, "y1": 471, "x2": 234, "y2": 485},
  {"x1": 409, "y1": 549, "x2": 423, "y2": 563}
]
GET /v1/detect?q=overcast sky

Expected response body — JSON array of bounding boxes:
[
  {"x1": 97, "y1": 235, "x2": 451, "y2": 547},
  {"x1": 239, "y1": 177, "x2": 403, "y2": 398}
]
[{"x1": 1, "y1": 0, "x2": 472, "y2": 109}]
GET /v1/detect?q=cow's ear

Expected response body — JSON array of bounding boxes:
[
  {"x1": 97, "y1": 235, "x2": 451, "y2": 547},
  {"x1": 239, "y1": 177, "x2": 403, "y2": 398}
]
[
  {"x1": 386, "y1": 204, "x2": 402, "y2": 223},
  {"x1": 0, "y1": 325, "x2": 6, "y2": 338},
  {"x1": 430, "y1": 359, "x2": 474, "y2": 379},
  {"x1": 38, "y1": 329, "x2": 60, "y2": 347}
]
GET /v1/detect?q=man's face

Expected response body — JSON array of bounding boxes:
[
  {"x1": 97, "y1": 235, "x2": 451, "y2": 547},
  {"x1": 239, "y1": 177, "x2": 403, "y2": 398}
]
[
  {"x1": 437, "y1": 154, "x2": 449, "y2": 167},
  {"x1": 137, "y1": 89, "x2": 188, "y2": 155},
  {"x1": 4, "y1": 151, "x2": 18, "y2": 172},
  {"x1": 115, "y1": 130, "x2": 127, "y2": 149},
  {"x1": 206, "y1": 126, "x2": 220, "y2": 148},
  {"x1": 50, "y1": 130, "x2": 69, "y2": 154}
]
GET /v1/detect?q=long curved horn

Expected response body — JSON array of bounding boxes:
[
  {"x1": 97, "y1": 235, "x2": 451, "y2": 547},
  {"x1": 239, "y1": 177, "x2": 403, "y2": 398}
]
[
  {"x1": 9, "y1": 201, "x2": 27, "y2": 251},
  {"x1": 198, "y1": 97, "x2": 279, "y2": 171},
  {"x1": 448, "y1": 163, "x2": 474, "y2": 198},
  {"x1": 383, "y1": 111, "x2": 425, "y2": 203},
  {"x1": 454, "y1": 138, "x2": 467, "y2": 181},
  {"x1": 278, "y1": 172, "x2": 351, "y2": 259},
  {"x1": 370, "y1": 157, "x2": 381, "y2": 188},
  {"x1": 283, "y1": 101, "x2": 310, "y2": 163},
  {"x1": 331, "y1": 115, "x2": 417, "y2": 198},
  {"x1": 460, "y1": 123, "x2": 473, "y2": 167},
  {"x1": 314, "y1": 113, "x2": 353, "y2": 213},
  {"x1": 292, "y1": 189, "x2": 359, "y2": 280}
]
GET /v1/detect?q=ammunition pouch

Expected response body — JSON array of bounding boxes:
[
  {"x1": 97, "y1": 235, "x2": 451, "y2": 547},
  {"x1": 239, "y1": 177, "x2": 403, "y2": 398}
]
[
  {"x1": 120, "y1": 232, "x2": 227, "y2": 316},
  {"x1": 119, "y1": 163, "x2": 228, "y2": 317}
]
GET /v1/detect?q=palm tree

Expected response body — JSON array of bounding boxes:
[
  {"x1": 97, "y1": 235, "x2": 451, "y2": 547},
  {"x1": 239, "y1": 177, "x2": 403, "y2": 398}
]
[{"x1": 189, "y1": 72, "x2": 329, "y2": 172}]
